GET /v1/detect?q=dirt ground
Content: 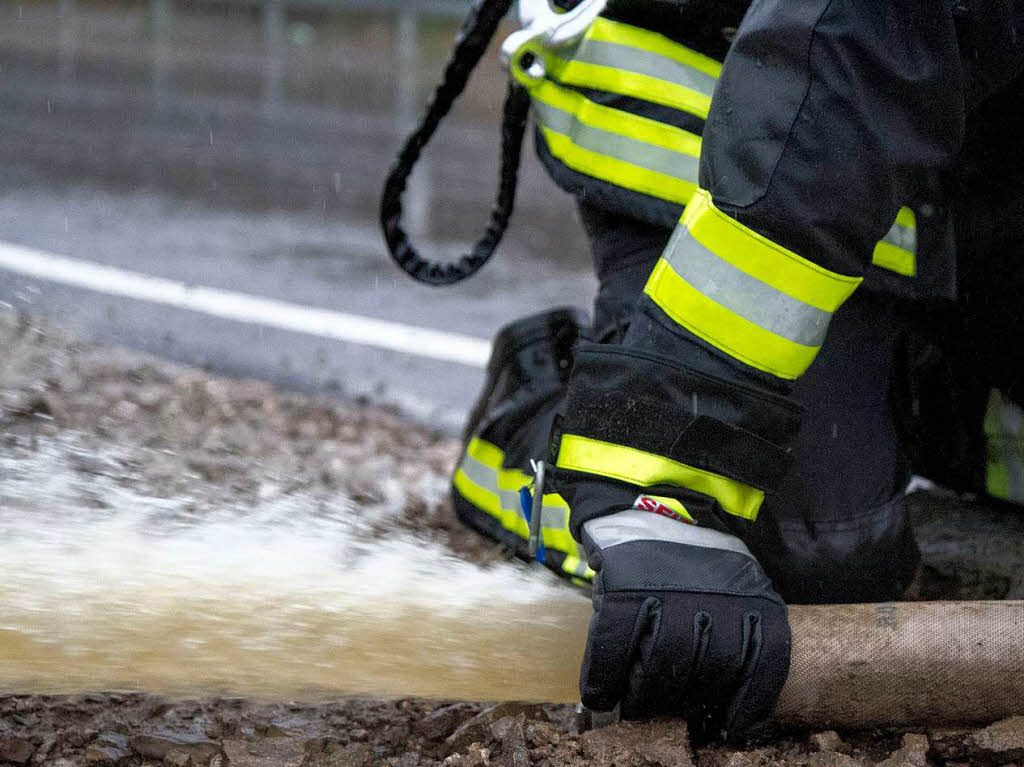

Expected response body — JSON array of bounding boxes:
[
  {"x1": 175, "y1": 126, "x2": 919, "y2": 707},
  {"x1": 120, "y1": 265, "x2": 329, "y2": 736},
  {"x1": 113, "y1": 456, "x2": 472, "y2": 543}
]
[{"x1": 2, "y1": 310, "x2": 1023, "y2": 767}]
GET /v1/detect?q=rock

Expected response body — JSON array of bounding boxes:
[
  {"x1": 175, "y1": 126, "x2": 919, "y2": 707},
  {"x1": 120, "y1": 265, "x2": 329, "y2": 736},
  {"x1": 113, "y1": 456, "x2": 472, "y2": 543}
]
[
  {"x1": 164, "y1": 750, "x2": 191, "y2": 767},
  {"x1": 525, "y1": 722, "x2": 558, "y2": 749},
  {"x1": 442, "y1": 748, "x2": 490, "y2": 767},
  {"x1": 222, "y1": 739, "x2": 305, "y2": 767},
  {"x1": 580, "y1": 720, "x2": 694, "y2": 767},
  {"x1": 415, "y1": 704, "x2": 478, "y2": 741},
  {"x1": 0, "y1": 737, "x2": 36, "y2": 765},
  {"x1": 445, "y1": 704, "x2": 548, "y2": 753},
  {"x1": 809, "y1": 731, "x2": 850, "y2": 754},
  {"x1": 877, "y1": 733, "x2": 929, "y2": 767},
  {"x1": 29, "y1": 735, "x2": 55, "y2": 765},
  {"x1": 490, "y1": 715, "x2": 530, "y2": 767},
  {"x1": 805, "y1": 754, "x2": 865, "y2": 767},
  {"x1": 927, "y1": 728, "x2": 973, "y2": 760},
  {"x1": 130, "y1": 733, "x2": 222, "y2": 765},
  {"x1": 973, "y1": 716, "x2": 1024, "y2": 761},
  {"x1": 85, "y1": 744, "x2": 127, "y2": 764},
  {"x1": 311, "y1": 742, "x2": 373, "y2": 767},
  {"x1": 85, "y1": 732, "x2": 131, "y2": 764}
]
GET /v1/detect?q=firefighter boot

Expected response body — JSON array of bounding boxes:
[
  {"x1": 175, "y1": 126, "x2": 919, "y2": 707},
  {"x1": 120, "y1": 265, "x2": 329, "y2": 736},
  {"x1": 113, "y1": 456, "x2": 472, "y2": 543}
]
[{"x1": 452, "y1": 306, "x2": 595, "y2": 582}]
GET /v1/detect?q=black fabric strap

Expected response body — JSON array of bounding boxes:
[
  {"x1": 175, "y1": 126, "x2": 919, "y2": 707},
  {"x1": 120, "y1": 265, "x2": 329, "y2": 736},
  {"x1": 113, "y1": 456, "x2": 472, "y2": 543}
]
[{"x1": 380, "y1": 0, "x2": 528, "y2": 286}]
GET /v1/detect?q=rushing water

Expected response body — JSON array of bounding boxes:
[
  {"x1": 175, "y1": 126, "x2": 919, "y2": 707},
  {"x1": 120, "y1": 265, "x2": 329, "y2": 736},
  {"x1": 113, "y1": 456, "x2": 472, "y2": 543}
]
[{"x1": 0, "y1": 437, "x2": 589, "y2": 702}]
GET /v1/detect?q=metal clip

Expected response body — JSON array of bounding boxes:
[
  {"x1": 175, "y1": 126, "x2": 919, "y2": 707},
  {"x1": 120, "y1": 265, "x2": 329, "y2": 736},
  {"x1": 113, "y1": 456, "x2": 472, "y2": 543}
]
[
  {"x1": 500, "y1": 0, "x2": 607, "y2": 71},
  {"x1": 528, "y1": 458, "x2": 546, "y2": 558}
]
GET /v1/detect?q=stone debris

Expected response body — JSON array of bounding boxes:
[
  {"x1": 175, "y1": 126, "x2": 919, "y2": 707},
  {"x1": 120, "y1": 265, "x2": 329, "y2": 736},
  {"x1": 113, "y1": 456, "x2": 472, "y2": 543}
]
[
  {"x1": 0, "y1": 737, "x2": 36, "y2": 765},
  {"x1": 221, "y1": 738, "x2": 305, "y2": 767},
  {"x1": 415, "y1": 704, "x2": 479, "y2": 742},
  {"x1": 876, "y1": 734, "x2": 929, "y2": 767},
  {"x1": 809, "y1": 731, "x2": 851, "y2": 754},
  {"x1": 971, "y1": 716, "x2": 1024, "y2": 762},
  {"x1": 129, "y1": 733, "x2": 222, "y2": 765},
  {"x1": 579, "y1": 720, "x2": 694, "y2": 767},
  {"x1": 1, "y1": 311, "x2": 1023, "y2": 767},
  {"x1": 446, "y1": 704, "x2": 549, "y2": 754}
]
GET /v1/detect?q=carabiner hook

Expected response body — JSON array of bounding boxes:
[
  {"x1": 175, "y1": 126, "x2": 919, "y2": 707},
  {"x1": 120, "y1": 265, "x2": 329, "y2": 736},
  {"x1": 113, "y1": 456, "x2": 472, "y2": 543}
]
[{"x1": 500, "y1": 0, "x2": 607, "y2": 68}]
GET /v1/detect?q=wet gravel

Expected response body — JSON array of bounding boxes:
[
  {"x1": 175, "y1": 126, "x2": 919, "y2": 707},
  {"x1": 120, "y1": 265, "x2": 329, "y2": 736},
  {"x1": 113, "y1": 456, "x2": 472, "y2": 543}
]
[{"x1": 2, "y1": 310, "x2": 1022, "y2": 767}]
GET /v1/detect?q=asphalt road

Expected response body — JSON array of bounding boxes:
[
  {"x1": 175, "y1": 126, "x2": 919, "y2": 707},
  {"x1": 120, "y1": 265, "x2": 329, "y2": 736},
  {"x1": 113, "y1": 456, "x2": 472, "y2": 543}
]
[{"x1": 0, "y1": 3, "x2": 597, "y2": 433}]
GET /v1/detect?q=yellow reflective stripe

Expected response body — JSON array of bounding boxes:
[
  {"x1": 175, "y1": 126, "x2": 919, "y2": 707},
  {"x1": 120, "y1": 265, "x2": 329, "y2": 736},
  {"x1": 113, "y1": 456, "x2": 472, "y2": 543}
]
[
  {"x1": 872, "y1": 207, "x2": 917, "y2": 277},
  {"x1": 524, "y1": 76, "x2": 701, "y2": 205},
  {"x1": 560, "y1": 553, "x2": 595, "y2": 580},
  {"x1": 645, "y1": 259, "x2": 820, "y2": 379},
  {"x1": 646, "y1": 190, "x2": 861, "y2": 379},
  {"x1": 456, "y1": 437, "x2": 583, "y2": 558},
  {"x1": 682, "y1": 190, "x2": 861, "y2": 313},
  {"x1": 556, "y1": 433, "x2": 764, "y2": 521},
  {"x1": 529, "y1": 77, "x2": 702, "y2": 157},
  {"x1": 545, "y1": 17, "x2": 720, "y2": 119},
  {"x1": 541, "y1": 128, "x2": 698, "y2": 205},
  {"x1": 872, "y1": 242, "x2": 916, "y2": 277},
  {"x1": 466, "y1": 434, "x2": 504, "y2": 468},
  {"x1": 588, "y1": 17, "x2": 722, "y2": 79},
  {"x1": 550, "y1": 56, "x2": 712, "y2": 119},
  {"x1": 454, "y1": 466, "x2": 529, "y2": 538},
  {"x1": 895, "y1": 206, "x2": 917, "y2": 229}
]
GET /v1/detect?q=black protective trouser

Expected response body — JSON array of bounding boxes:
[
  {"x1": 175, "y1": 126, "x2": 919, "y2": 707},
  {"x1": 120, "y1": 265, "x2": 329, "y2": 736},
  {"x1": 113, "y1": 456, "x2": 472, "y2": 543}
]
[
  {"x1": 551, "y1": 0, "x2": 1024, "y2": 596},
  {"x1": 583, "y1": 202, "x2": 918, "y2": 603},
  {"x1": 457, "y1": 0, "x2": 1024, "y2": 603}
]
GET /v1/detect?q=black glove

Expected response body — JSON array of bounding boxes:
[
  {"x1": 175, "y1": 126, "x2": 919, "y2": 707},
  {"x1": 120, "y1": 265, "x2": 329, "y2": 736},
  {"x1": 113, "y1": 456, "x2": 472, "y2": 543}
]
[{"x1": 579, "y1": 509, "x2": 791, "y2": 740}]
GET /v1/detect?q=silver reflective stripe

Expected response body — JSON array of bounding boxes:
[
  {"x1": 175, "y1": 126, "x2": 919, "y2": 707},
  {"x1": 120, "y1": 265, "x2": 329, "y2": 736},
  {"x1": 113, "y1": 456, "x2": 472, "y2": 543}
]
[
  {"x1": 583, "y1": 510, "x2": 755, "y2": 558},
  {"x1": 532, "y1": 100, "x2": 700, "y2": 185},
  {"x1": 459, "y1": 451, "x2": 569, "y2": 530},
  {"x1": 661, "y1": 226, "x2": 831, "y2": 346},
  {"x1": 573, "y1": 38, "x2": 717, "y2": 97},
  {"x1": 460, "y1": 451, "x2": 522, "y2": 514},
  {"x1": 881, "y1": 219, "x2": 917, "y2": 254}
]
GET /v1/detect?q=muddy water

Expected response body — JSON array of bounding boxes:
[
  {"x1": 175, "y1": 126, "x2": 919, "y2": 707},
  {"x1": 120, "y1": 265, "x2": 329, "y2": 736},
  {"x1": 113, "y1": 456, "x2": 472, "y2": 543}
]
[{"x1": 0, "y1": 475, "x2": 589, "y2": 703}]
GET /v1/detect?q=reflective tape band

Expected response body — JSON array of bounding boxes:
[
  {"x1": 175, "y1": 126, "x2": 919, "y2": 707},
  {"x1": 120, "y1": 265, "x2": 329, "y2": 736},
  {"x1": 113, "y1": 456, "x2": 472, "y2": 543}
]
[
  {"x1": 586, "y1": 17, "x2": 721, "y2": 81},
  {"x1": 555, "y1": 433, "x2": 764, "y2": 521},
  {"x1": 984, "y1": 389, "x2": 1024, "y2": 503},
  {"x1": 872, "y1": 207, "x2": 917, "y2": 277},
  {"x1": 527, "y1": 78, "x2": 701, "y2": 205},
  {"x1": 583, "y1": 510, "x2": 754, "y2": 558},
  {"x1": 645, "y1": 190, "x2": 862, "y2": 379},
  {"x1": 548, "y1": 26, "x2": 718, "y2": 119},
  {"x1": 533, "y1": 100, "x2": 700, "y2": 186},
  {"x1": 660, "y1": 225, "x2": 831, "y2": 347},
  {"x1": 454, "y1": 437, "x2": 594, "y2": 578}
]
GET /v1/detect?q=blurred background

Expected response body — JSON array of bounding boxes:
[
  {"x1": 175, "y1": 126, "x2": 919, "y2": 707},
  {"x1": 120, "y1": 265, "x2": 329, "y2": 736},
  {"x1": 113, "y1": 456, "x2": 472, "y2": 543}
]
[{"x1": 0, "y1": 0, "x2": 596, "y2": 429}]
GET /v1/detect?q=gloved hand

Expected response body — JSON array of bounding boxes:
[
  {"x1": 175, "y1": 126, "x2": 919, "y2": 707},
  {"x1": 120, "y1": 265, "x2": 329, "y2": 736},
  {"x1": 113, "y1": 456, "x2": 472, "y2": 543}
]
[{"x1": 578, "y1": 509, "x2": 791, "y2": 740}]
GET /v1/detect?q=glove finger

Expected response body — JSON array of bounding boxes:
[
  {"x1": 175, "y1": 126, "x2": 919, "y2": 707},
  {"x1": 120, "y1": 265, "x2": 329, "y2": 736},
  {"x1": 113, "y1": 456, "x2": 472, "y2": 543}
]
[
  {"x1": 724, "y1": 607, "x2": 792, "y2": 739},
  {"x1": 580, "y1": 593, "x2": 657, "y2": 712},
  {"x1": 619, "y1": 597, "x2": 664, "y2": 717},
  {"x1": 620, "y1": 599, "x2": 708, "y2": 719}
]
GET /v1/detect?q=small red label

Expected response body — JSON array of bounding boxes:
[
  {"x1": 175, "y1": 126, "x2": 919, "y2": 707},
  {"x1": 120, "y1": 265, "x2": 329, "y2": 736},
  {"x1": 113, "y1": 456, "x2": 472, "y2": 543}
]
[{"x1": 633, "y1": 495, "x2": 695, "y2": 524}]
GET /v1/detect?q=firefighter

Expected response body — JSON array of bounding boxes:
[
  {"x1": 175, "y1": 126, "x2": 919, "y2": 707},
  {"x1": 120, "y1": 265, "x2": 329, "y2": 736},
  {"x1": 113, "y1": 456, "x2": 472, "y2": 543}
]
[{"x1": 450, "y1": 0, "x2": 1024, "y2": 740}]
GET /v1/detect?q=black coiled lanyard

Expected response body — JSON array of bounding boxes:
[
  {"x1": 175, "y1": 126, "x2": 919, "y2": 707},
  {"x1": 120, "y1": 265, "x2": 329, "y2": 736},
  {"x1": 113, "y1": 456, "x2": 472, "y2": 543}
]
[{"x1": 379, "y1": 0, "x2": 605, "y2": 286}]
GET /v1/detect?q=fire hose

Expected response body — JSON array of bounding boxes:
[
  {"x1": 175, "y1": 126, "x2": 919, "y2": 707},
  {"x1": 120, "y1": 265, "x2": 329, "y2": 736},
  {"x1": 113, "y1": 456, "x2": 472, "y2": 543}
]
[{"x1": 3, "y1": 595, "x2": 1021, "y2": 728}]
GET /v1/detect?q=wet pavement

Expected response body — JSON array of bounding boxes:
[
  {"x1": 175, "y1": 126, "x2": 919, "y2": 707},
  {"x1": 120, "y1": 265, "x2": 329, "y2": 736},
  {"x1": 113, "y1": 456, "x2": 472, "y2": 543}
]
[{"x1": 0, "y1": 1, "x2": 596, "y2": 431}]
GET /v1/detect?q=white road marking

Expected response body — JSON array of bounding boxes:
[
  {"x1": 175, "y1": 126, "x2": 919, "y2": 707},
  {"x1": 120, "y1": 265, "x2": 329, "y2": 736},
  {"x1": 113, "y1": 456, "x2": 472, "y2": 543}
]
[{"x1": 0, "y1": 241, "x2": 490, "y2": 368}]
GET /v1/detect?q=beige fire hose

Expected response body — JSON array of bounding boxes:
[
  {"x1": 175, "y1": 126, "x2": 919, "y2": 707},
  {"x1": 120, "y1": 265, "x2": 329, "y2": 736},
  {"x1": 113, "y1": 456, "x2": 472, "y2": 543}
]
[{"x1": 2, "y1": 588, "x2": 1021, "y2": 728}]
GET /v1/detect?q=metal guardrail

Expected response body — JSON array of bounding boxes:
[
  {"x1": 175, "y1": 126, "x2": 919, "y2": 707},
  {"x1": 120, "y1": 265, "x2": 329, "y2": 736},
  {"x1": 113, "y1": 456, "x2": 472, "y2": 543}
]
[{"x1": 185, "y1": 0, "x2": 475, "y2": 19}]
